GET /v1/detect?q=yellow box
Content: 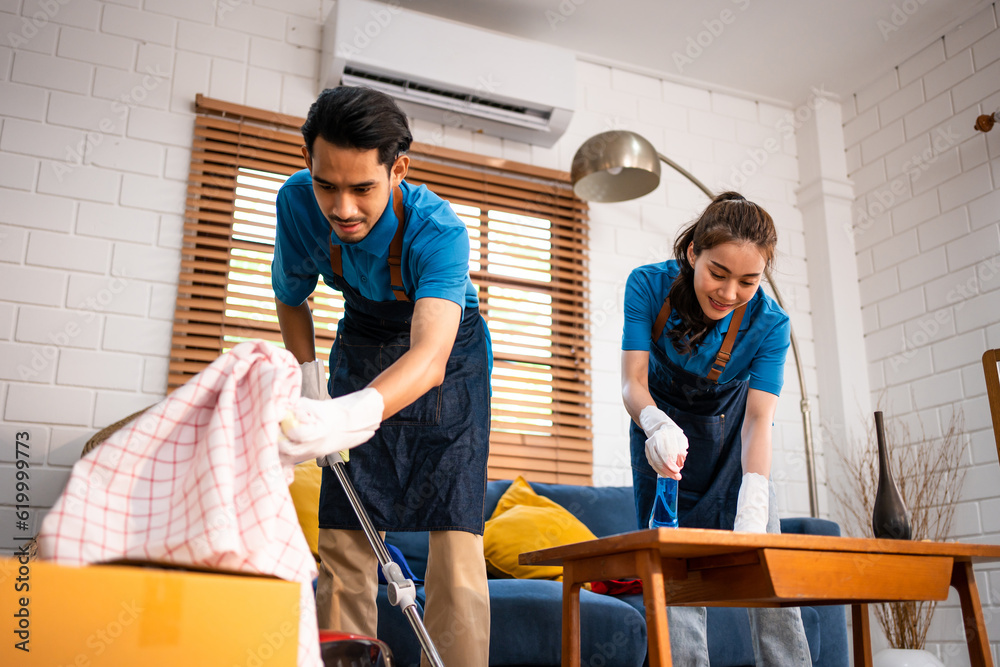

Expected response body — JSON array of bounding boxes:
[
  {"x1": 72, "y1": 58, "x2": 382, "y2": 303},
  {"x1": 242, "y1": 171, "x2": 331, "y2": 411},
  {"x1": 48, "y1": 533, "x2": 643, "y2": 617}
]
[{"x1": 0, "y1": 556, "x2": 299, "y2": 667}]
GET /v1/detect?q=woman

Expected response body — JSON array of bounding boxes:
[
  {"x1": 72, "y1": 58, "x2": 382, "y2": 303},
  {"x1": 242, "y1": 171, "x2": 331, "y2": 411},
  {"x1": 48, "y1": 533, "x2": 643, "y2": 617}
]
[{"x1": 621, "y1": 192, "x2": 810, "y2": 665}]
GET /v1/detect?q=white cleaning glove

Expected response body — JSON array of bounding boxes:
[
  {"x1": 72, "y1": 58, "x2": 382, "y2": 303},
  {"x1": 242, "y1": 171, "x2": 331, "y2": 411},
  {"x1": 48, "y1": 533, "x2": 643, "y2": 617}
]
[
  {"x1": 279, "y1": 387, "x2": 384, "y2": 468},
  {"x1": 639, "y1": 405, "x2": 688, "y2": 480},
  {"x1": 733, "y1": 472, "x2": 769, "y2": 533},
  {"x1": 299, "y1": 359, "x2": 328, "y2": 400}
]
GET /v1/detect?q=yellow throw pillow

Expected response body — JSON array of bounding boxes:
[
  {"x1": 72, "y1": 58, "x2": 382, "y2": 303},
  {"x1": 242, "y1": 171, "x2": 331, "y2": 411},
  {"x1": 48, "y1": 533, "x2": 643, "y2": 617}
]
[
  {"x1": 483, "y1": 476, "x2": 597, "y2": 581},
  {"x1": 489, "y1": 475, "x2": 565, "y2": 520},
  {"x1": 288, "y1": 461, "x2": 323, "y2": 561}
]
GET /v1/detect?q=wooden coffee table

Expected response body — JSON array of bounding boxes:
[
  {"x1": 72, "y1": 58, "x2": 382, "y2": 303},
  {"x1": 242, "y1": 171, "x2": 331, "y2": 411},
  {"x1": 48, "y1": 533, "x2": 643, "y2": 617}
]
[{"x1": 519, "y1": 528, "x2": 1000, "y2": 667}]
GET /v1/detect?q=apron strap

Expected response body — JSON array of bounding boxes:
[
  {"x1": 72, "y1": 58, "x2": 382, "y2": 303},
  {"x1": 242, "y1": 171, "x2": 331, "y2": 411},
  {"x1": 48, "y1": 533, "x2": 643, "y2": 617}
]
[
  {"x1": 650, "y1": 297, "x2": 748, "y2": 383},
  {"x1": 330, "y1": 242, "x2": 343, "y2": 277},
  {"x1": 651, "y1": 296, "x2": 672, "y2": 344},
  {"x1": 706, "y1": 303, "x2": 746, "y2": 382},
  {"x1": 387, "y1": 184, "x2": 409, "y2": 302},
  {"x1": 328, "y1": 184, "x2": 409, "y2": 302}
]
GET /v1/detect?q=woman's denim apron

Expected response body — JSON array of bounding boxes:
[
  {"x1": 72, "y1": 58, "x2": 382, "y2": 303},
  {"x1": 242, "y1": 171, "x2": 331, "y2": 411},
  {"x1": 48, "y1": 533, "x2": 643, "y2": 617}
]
[
  {"x1": 630, "y1": 353, "x2": 747, "y2": 530},
  {"x1": 317, "y1": 213, "x2": 491, "y2": 534}
]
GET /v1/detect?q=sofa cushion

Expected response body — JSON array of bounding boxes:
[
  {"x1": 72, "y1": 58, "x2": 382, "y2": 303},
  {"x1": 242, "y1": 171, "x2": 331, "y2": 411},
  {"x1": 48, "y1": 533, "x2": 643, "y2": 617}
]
[
  {"x1": 484, "y1": 476, "x2": 598, "y2": 580},
  {"x1": 377, "y1": 579, "x2": 647, "y2": 667},
  {"x1": 486, "y1": 480, "x2": 637, "y2": 538},
  {"x1": 490, "y1": 579, "x2": 646, "y2": 666}
]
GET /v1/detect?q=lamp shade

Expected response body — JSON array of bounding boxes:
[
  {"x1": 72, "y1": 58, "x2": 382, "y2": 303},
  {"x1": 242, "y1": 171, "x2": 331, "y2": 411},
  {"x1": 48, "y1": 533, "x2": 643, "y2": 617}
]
[{"x1": 570, "y1": 130, "x2": 661, "y2": 203}]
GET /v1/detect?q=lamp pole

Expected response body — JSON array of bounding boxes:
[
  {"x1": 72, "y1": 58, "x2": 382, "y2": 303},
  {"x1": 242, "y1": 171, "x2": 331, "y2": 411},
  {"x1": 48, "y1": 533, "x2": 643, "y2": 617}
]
[{"x1": 573, "y1": 131, "x2": 820, "y2": 518}]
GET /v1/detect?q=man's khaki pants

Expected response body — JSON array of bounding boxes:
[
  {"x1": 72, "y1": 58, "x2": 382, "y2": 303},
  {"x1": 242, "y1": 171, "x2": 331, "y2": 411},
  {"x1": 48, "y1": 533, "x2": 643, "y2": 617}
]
[{"x1": 316, "y1": 528, "x2": 490, "y2": 667}]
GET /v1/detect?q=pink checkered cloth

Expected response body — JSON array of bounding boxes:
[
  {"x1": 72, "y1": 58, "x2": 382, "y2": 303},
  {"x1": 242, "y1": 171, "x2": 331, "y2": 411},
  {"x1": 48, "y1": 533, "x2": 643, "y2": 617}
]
[{"x1": 38, "y1": 340, "x2": 321, "y2": 667}]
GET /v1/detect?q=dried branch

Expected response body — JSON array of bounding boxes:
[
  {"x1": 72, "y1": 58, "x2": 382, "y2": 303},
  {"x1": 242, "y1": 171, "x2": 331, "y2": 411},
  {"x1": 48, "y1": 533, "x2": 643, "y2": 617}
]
[{"x1": 828, "y1": 406, "x2": 967, "y2": 650}]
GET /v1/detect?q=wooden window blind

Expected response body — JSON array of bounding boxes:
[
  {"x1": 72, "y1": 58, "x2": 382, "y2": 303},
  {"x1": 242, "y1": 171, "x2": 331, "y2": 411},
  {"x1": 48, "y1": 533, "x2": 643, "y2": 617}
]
[{"x1": 171, "y1": 95, "x2": 591, "y2": 484}]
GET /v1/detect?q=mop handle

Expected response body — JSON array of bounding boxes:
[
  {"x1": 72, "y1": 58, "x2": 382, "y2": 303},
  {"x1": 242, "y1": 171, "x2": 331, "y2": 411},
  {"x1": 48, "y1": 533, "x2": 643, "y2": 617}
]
[
  {"x1": 330, "y1": 460, "x2": 446, "y2": 667},
  {"x1": 330, "y1": 460, "x2": 392, "y2": 563}
]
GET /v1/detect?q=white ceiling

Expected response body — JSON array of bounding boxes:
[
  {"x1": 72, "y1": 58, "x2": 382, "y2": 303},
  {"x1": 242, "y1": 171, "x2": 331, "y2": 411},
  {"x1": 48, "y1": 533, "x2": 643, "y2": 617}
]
[{"x1": 400, "y1": 0, "x2": 988, "y2": 104}]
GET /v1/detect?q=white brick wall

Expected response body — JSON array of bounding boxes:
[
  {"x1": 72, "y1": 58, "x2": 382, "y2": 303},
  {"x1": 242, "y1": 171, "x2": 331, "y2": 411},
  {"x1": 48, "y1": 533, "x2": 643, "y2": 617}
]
[
  {"x1": 12, "y1": 51, "x2": 92, "y2": 94},
  {"x1": 26, "y1": 229, "x2": 111, "y2": 273},
  {"x1": 845, "y1": 8, "x2": 1000, "y2": 661},
  {"x1": 57, "y1": 348, "x2": 142, "y2": 390},
  {"x1": 101, "y1": 4, "x2": 176, "y2": 46},
  {"x1": 0, "y1": 1, "x2": 819, "y2": 560},
  {"x1": 15, "y1": 305, "x2": 102, "y2": 349},
  {"x1": 0, "y1": 82, "x2": 46, "y2": 120},
  {"x1": 76, "y1": 201, "x2": 158, "y2": 243}
]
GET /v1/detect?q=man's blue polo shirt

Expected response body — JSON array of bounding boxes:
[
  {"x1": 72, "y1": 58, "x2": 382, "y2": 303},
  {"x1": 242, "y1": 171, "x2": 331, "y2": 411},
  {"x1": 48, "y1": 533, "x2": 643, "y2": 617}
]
[
  {"x1": 272, "y1": 170, "x2": 478, "y2": 312},
  {"x1": 622, "y1": 260, "x2": 790, "y2": 396}
]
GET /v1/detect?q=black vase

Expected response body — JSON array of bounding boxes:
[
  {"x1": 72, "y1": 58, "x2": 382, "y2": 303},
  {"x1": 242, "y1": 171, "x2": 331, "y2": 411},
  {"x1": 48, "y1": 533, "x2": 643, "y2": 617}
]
[{"x1": 871, "y1": 411, "x2": 912, "y2": 540}]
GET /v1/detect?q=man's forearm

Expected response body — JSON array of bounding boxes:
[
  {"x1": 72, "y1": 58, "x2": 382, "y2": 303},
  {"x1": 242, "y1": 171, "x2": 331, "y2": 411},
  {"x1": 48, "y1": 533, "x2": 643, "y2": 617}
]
[{"x1": 275, "y1": 298, "x2": 316, "y2": 364}]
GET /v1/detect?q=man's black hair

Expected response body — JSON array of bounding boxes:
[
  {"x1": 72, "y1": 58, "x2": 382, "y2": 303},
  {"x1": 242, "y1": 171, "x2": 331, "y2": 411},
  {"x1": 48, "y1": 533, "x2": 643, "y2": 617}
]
[{"x1": 301, "y1": 86, "x2": 413, "y2": 168}]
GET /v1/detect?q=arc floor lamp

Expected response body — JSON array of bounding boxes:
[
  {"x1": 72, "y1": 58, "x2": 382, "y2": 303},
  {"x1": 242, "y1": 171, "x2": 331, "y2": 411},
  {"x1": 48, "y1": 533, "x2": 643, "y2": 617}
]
[{"x1": 572, "y1": 130, "x2": 819, "y2": 518}]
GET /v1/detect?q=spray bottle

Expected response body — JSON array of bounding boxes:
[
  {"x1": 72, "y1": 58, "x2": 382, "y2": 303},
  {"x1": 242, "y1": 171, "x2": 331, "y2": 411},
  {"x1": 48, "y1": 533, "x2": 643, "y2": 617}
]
[{"x1": 648, "y1": 475, "x2": 679, "y2": 528}]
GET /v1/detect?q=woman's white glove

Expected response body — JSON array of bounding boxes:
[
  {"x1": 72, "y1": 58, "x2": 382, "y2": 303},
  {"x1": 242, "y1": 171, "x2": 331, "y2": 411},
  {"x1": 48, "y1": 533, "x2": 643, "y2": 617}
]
[
  {"x1": 639, "y1": 405, "x2": 688, "y2": 480},
  {"x1": 299, "y1": 359, "x2": 328, "y2": 400},
  {"x1": 733, "y1": 472, "x2": 769, "y2": 533},
  {"x1": 279, "y1": 387, "x2": 384, "y2": 468}
]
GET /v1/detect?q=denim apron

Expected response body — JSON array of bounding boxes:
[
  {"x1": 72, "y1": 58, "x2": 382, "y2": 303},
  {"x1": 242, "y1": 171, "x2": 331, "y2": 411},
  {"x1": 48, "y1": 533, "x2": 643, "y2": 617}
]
[
  {"x1": 630, "y1": 301, "x2": 748, "y2": 531},
  {"x1": 317, "y1": 194, "x2": 491, "y2": 534}
]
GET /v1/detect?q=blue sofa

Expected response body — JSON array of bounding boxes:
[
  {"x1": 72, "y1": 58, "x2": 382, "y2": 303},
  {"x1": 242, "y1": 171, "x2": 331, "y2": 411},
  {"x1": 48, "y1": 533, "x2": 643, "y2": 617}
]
[{"x1": 376, "y1": 480, "x2": 849, "y2": 667}]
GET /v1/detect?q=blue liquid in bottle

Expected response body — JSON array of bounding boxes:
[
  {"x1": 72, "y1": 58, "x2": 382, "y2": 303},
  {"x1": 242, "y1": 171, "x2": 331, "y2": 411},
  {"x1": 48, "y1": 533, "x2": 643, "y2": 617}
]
[{"x1": 649, "y1": 476, "x2": 679, "y2": 528}]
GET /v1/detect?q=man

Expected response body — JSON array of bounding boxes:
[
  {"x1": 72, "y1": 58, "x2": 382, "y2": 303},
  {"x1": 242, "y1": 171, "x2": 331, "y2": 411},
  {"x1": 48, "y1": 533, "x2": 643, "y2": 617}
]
[{"x1": 272, "y1": 86, "x2": 491, "y2": 667}]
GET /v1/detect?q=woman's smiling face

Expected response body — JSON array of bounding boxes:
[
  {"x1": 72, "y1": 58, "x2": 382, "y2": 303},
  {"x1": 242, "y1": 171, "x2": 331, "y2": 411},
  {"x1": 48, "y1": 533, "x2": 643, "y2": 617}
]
[{"x1": 687, "y1": 241, "x2": 766, "y2": 321}]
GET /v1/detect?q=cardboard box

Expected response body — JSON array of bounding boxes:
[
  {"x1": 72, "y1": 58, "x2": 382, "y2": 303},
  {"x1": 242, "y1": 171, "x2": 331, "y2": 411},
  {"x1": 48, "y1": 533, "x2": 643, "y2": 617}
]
[{"x1": 0, "y1": 556, "x2": 300, "y2": 666}]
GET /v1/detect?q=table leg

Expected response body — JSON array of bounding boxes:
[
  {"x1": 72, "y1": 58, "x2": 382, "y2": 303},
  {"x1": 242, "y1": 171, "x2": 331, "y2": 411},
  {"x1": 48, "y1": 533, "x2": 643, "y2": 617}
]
[
  {"x1": 851, "y1": 603, "x2": 873, "y2": 667},
  {"x1": 636, "y1": 548, "x2": 672, "y2": 667},
  {"x1": 951, "y1": 560, "x2": 994, "y2": 667},
  {"x1": 562, "y1": 561, "x2": 582, "y2": 667}
]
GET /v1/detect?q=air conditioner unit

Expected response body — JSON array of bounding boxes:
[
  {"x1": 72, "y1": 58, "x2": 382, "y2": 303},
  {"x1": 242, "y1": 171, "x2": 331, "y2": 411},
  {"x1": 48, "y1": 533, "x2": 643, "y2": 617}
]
[{"x1": 321, "y1": 0, "x2": 576, "y2": 148}]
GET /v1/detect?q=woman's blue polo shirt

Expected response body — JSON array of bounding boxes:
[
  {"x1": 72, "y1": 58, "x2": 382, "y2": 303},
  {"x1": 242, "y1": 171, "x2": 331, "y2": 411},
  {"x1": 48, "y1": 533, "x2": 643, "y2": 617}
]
[{"x1": 622, "y1": 260, "x2": 790, "y2": 396}]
